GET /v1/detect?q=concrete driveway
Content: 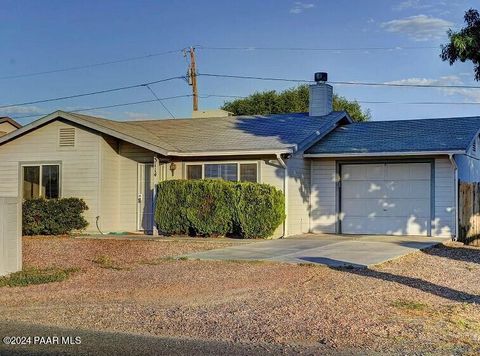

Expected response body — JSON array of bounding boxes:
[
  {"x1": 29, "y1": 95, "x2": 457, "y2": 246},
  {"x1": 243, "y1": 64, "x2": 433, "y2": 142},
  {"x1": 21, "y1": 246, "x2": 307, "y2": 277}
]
[{"x1": 185, "y1": 234, "x2": 449, "y2": 267}]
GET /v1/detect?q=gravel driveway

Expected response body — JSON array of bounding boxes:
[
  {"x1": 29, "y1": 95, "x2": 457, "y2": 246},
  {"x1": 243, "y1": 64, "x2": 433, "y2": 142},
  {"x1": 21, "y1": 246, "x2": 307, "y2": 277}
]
[{"x1": 0, "y1": 236, "x2": 479, "y2": 355}]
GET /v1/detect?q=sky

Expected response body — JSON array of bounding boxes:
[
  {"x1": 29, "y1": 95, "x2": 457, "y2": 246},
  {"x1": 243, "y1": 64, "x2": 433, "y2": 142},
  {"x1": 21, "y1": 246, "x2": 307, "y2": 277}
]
[{"x1": 1, "y1": 0, "x2": 479, "y2": 124}]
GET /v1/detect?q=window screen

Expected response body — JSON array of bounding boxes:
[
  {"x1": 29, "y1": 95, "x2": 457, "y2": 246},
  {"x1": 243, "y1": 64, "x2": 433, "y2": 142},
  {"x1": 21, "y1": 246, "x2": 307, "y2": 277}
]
[
  {"x1": 240, "y1": 163, "x2": 258, "y2": 182},
  {"x1": 42, "y1": 165, "x2": 60, "y2": 199},
  {"x1": 204, "y1": 164, "x2": 238, "y2": 181},
  {"x1": 23, "y1": 166, "x2": 40, "y2": 200},
  {"x1": 187, "y1": 165, "x2": 202, "y2": 180}
]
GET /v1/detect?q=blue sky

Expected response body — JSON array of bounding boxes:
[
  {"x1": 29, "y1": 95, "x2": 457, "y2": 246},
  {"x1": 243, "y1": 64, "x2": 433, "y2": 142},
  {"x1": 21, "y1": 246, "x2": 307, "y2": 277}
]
[{"x1": 1, "y1": 0, "x2": 479, "y2": 123}]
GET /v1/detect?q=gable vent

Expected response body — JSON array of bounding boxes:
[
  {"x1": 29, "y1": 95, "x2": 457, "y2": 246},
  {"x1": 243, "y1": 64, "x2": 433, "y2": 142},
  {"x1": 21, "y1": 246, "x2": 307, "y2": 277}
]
[{"x1": 59, "y1": 128, "x2": 75, "y2": 147}]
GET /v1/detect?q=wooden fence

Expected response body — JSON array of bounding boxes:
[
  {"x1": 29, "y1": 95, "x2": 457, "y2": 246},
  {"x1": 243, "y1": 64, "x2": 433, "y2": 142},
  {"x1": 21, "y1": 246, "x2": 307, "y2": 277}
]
[{"x1": 458, "y1": 182, "x2": 480, "y2": 246}]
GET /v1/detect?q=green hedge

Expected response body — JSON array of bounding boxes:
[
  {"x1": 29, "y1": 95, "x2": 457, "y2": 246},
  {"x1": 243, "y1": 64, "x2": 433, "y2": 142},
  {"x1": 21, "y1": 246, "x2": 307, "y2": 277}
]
[
  {"x1": 155, "y1": 180, "x2": 285, "y2": 238},
  {"x1": 23, "y1": 198, "x2": 89, "y2": 236}
]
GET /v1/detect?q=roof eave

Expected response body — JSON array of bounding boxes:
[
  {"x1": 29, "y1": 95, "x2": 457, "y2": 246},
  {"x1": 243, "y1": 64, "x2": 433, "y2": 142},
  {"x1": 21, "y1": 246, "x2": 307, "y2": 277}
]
[
  {"x1": 0, "y1": 111, "x2": 172, "y2": 156},
  {"x1": 169, "y1": 148, "x2": 293, "y2": 157},
  {"x1": 304, "y1": 150, "x2": 466, "y2": 158}
]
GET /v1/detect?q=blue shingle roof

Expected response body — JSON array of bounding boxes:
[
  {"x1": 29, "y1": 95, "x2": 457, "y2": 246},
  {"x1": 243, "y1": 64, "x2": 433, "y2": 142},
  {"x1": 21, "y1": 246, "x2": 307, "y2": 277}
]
[{"x1": 306, "y1": 116, "x2": 480, "y2": 155}]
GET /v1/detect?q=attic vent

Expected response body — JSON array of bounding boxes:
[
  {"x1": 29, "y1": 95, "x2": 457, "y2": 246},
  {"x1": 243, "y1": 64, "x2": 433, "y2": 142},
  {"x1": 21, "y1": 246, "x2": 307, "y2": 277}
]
[
  {"x1": 473, "y1": 136, "x2": 478, "y2": 153},
  {"x1": 59, "y1": 128, "x2": 75, "y2": 147}
]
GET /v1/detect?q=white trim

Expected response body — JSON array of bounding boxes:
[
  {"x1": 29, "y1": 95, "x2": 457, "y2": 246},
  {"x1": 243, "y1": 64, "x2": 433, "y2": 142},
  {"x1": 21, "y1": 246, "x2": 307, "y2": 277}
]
[
  {"x1": 304, "y1": 150, "x2": 465, "y2": 158},
  {"x1": 276, "y1": 154, "x2": 288, "y2": 238},
  {"x1": 172, "y1": 149, "x2": 292, "y2": 157},
  {"x1": 185, "y1": 161, "x2": 260, "y2": 182},
  {"x1": 449, "y1": 154, "x2": 459, "y2": 240}
]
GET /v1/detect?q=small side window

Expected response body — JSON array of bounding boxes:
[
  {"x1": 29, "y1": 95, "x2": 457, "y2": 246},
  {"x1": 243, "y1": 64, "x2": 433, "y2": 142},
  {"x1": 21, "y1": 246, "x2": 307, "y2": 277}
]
[{"x1": 187, "y1": 165, "x2": 202, "y2": 180}]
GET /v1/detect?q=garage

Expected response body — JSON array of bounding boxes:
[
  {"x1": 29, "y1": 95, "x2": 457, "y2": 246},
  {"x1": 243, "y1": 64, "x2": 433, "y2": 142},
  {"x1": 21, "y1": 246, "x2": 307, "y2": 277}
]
[{"x1": 340, "y1": 162, "x2": 431, "y2": 236}]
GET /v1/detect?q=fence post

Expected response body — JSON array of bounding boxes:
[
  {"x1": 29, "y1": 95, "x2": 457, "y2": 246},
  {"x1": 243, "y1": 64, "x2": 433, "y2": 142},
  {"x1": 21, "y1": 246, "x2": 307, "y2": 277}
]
[{"x1": 0, "y1": 196, "x2": 22, "y2": 276}]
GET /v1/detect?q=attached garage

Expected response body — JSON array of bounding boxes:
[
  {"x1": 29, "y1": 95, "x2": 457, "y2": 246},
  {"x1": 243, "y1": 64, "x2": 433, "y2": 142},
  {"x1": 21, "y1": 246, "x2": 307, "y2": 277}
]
[{"x1": 339, "y1": 162, "x2": 431, "y2": 236}]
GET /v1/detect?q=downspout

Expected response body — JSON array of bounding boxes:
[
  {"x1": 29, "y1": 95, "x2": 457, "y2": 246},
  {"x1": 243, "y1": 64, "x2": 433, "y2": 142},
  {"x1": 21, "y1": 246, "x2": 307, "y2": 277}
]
[
  {"x1": 449, "y1": 154, "x2": 459, "y2": 240},
  {"x1": 276, "y1": 153, "x2": 288, "y2": 238}
]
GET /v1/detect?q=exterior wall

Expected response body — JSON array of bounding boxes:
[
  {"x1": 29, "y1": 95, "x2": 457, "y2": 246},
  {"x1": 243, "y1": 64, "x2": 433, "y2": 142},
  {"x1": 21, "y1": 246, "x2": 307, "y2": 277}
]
[
  {"x1": 310, "y1": 157, "x2": 456, "y2": 237},
  {"x1": 0, "y1": 120, "x2": 101, "y2": 230},
  {"x1": 0, "y1": 197, "x2": 21, "y2": 276},
  {"x1": 116, "y1": 142, "x2": 155, "y2": 232},
  {"x1": 310, "y1": 159, "x2": 337, "y2": 233},
  {"x1": 455, "y1": 147, "x2": 480, "y2": 183},
  {"x1": 99, "y1": 136, "x2": 120, "y2": 232},
  {"x1": 286, "y1": 153, "x2": 311, "y2": 235},
  {"x1": 433, "y1": 157, "x2": 456, "y2": 237}
]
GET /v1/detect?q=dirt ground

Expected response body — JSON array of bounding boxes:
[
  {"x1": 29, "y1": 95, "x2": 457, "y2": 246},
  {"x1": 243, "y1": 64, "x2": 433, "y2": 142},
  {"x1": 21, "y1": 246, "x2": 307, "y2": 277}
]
[{"x1": 1, "y1": 236, "x2": 479, "y2": 355}]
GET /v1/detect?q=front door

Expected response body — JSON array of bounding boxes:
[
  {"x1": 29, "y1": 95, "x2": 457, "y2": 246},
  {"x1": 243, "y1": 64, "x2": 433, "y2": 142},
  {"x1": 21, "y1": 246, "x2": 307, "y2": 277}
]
[{"x1": 137, "y1": 163, "x2": 154, "y2": 233}]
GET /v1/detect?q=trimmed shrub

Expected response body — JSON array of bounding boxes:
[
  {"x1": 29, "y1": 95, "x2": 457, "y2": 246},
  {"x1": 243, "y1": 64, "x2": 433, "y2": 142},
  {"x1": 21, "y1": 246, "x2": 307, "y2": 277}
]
[
  {"x1": 154, "y1": 180, "x2": 190, "y2": 234},
  {"x1": 154, "y1": 179, "x2": 285, "y2": 238},
  {"x1": 23, "y1": 198, "x2": 89, "y2": 236},
  {"x1": 186, "y1": 180, "x2": 235, "y2": 236},
  {"x1": 235, "y1": 182, "x2": 286, "y2": 239}
]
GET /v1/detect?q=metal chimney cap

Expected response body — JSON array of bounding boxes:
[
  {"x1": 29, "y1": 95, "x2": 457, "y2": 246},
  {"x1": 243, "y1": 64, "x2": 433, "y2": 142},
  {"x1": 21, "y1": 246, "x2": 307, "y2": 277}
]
[{"x1": 314, "y1": 72, "x2": 328, "y2": 83}]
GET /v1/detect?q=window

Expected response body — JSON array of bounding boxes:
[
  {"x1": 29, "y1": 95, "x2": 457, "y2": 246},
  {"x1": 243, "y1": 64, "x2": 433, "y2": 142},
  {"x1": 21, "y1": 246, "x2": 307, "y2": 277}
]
[
  {"x1": 187, "y1": 165, "x2": 202, "y2": 179},
  {"x1": 23, "y1": 165, "x2": 60, "y2": 200},
  {"x1": 205, "y1": 163, "x2": 238, "y2": 181},
  {"x1": 240, "y1": 163, "x2": 258, "y2": 182},
  {"x1": 186, "y1": 162, "x2": 258, "y2": 183}
]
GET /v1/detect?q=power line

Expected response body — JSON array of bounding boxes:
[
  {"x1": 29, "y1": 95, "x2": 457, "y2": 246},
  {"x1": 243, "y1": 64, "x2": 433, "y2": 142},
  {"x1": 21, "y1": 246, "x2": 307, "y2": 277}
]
[
  {"x1": 198, "y1": 73, "x2": 480, "y2": 90},
  {"x1": 0, "y1": 75, "x2": 186, "y2": 109},
  {"x1": 0, "y1": 49, "x2": 184, "y2": 80},
  {"x1": 197, "y1": 45, "x2": 439, "y2": 52},
  {"x1": 7, "y1": 94, "x2": 247, "y2": 120},
  {"x1": 144, "y1": 84, "x2": 175, "y2": 118}
]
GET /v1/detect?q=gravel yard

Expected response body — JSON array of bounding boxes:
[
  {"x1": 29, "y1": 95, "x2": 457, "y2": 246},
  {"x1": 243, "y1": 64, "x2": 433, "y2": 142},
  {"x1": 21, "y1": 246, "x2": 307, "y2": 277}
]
[{"x1": 1, "y1": 236, "x2": 479, "y2": 354}]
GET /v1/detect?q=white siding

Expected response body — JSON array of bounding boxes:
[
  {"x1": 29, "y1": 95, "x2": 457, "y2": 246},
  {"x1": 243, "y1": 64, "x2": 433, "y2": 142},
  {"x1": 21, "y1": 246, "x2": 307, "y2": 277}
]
[
  {"x1": 117, "y1": 142, "x2": 154, "y2": 232},
  {"x1": 310, "y1": 158, "x2": 456, "y2": 238},
  {"x1": 0, "y1": 120, "x2": 101, "y2": 231},
  {"x1": 455, "y1": 150, "x2": 480, "y2": 183},
  {"x1": 0, "y1": 197, "x2": 21, "y2": 276},
  {"x1": 310, "y1": 159, "x2": 337, "y2": 233},
  {"x1": 433, "y1": 157, "x2": 455, "y2": 237},
  {"x1": 286, "y1": 154, "x2": 310, "y2": 235},
  {"x1": 99, "y1": 136, "x2": 120, "y2": 232}
]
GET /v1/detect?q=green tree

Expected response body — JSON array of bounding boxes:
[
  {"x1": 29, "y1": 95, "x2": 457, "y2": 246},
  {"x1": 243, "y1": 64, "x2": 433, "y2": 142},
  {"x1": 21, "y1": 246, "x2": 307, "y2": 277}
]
[
  {"x1": 221, "y1": 84, "x2": 370, "y2": 122},
  {"x1": 441, "y1": 8, "x2": 480, "y2": 81}
]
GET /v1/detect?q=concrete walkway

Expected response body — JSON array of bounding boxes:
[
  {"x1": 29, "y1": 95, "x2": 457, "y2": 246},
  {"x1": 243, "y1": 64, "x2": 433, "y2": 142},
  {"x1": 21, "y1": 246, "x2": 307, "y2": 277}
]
[{"x1": 185, "y1": 234, "x2": 449, "y2": 267}]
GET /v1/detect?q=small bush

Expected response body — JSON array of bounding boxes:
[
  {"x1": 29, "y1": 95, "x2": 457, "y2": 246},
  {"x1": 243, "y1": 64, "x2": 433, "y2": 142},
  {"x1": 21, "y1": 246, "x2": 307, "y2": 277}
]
[
  {"x1": 186, "y1": 180, "x2": 235, "y2": 236},
  {"x1": 23, "y1": 198, "x2": 89, "y2": 236},
  {"x1": 235, "y1": 182, "x2": 286, "y2": 238},
  {"x1": 0, "y1": 267, "x2": 79, "y2": 287},
  {"x1": 155, "y1": 179, "x2": 285, "y2": 238}
]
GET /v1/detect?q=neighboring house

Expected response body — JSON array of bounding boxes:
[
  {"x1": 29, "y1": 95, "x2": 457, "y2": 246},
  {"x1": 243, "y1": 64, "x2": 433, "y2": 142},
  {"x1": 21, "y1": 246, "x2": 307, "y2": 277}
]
[
  {"x1": 0, "y1": 117, "x2": 21, "y2": 137},
  {"x1": 0, "y1": 75, "x2": 478, "y2": 239}
]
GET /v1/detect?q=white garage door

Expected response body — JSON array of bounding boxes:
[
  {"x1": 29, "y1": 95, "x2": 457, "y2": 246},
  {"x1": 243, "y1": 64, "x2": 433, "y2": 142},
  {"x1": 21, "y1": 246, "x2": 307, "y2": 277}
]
[{"x1": 341, "y1": 163, "x2": 431, "y2": 236}]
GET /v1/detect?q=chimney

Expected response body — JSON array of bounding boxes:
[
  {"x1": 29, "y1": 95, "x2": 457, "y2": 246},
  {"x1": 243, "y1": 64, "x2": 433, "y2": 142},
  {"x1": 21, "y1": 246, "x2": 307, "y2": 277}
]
[{"x1": 309, "y1": 72, "x2": 333, "y2": 116}]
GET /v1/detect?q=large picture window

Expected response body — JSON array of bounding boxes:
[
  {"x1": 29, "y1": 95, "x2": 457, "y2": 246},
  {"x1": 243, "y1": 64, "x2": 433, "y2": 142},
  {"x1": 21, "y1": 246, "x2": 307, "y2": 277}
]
[
  {"x1": 186, "y1": 162, "x2": 258, "y2": 183},
  {"x1": 23, "y1": 164, "x2": 60, "y2": 200}
]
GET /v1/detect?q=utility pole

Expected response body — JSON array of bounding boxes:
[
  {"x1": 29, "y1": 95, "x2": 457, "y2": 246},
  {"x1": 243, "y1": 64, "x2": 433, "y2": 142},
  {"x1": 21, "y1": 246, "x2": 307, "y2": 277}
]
[{"x1": 187, "y1": 47, "x2": 199, "y2": 111}]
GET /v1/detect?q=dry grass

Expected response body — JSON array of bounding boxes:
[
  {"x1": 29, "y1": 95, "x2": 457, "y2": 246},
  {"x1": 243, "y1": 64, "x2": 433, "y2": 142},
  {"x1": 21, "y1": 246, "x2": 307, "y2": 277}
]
[{"x1": 0, "y1": 237, "x2": 479, "y2": 354}]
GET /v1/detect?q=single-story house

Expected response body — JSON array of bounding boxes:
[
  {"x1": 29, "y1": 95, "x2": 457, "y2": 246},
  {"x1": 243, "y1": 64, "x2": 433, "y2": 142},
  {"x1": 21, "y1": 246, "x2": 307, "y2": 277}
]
[
  {"x1": 0, "y1": 76, "x2": 479, "y2": 239},
  {"x1": 0, "y1": 117, "x2": 21, "y2": 137}
]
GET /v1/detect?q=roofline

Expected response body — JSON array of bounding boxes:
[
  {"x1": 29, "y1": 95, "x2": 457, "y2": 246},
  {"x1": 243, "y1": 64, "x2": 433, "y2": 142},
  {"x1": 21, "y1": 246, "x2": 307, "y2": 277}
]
[
  {"x1": 0, "y1": 111, "x2": 171, "y2": 156},
  {"x1": 294, "y1": 111, "x2": 352, "y2": 153},
  {"x1": 0, "y1": 111, "x2": 294, "y2": 157},
  {"x1": 0, "y1": 117, "x2": 22, "y2": 129},
  {"x1": 304, "y1": 150, "x2": 466, "y2": 158},
  {"x1": 171, "y1": 148, "x2": 293, "y2": 157}
]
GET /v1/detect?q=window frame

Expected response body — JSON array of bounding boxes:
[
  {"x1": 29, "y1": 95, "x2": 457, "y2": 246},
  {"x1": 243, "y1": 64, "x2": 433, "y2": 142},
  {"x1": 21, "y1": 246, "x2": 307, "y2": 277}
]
[
  {"x1": 185, "y1": 161, "x2": 260, "y2": 183},
  {"x1": 20, "y1": 162, "x2": 62, "y2": 200}
]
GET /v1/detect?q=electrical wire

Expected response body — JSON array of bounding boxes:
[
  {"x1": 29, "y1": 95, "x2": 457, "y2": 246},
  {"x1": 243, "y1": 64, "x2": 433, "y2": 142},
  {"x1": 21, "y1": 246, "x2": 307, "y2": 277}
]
[
  {"x1": 0, "y1": 49, "x2": 184, "y2": 80},
  {"x1": 0, "y1": 75, "x2": 186, "y2": 109},
  {"x1": 198, "y1": 73, "x2": 480, "y2": 90},
  {"x1": 197, "y1": 45, "x2": 439, "y2": 52},
  {"x1": 144, "y1": 84, "x2": 175, "y2": 118}
]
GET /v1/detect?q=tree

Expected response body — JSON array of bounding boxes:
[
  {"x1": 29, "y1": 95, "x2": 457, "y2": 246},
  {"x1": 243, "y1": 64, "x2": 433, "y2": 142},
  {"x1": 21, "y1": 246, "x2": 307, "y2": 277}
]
[
  {"x1": 441, "y1": 8, "x2": 480, "y2": 81},
  {"x1": 221, "y1": 85, "x2": 370, "y2": 122}
]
